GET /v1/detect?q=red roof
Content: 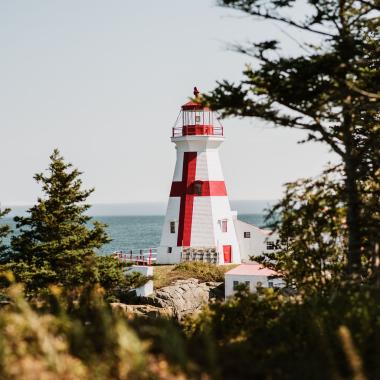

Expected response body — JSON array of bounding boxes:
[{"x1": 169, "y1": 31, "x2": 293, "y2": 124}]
[
  {"x1": 225, "y1": 264, "x2": 280, "y2": 277},
  {"x1": 181, "y1": 101, "x2": 210, "y2": 111}
]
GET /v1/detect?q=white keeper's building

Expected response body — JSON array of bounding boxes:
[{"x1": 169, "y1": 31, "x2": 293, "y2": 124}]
[
  {"x1": 225, "y1": 263, "x2": 285, "y2": 298},
  {"x1": 233, "y1": 216, "x2": 282, "y2": 263}
]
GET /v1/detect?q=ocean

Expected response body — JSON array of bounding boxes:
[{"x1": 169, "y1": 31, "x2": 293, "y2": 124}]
[{"x1": 2, "y1": 214, "x2": 266, "y2": 254}]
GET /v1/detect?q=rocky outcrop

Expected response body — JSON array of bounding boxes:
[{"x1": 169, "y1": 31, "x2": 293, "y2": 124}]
[
  {"x1": 141, "y1": 278, "x2": 223, "y2": 320},
  {"x1": 112, "y1": 278, "x2": 223, "y2": 321}
]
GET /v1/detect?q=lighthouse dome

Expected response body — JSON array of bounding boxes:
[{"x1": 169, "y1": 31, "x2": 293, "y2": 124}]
[{"x1": 181, "y1": 100, "x2": 210, "y2": 111}]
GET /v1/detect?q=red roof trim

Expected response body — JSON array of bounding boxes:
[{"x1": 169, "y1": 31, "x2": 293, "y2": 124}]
[{"x1": 181, "y1": 101, "x2": 210, "y2": 111}]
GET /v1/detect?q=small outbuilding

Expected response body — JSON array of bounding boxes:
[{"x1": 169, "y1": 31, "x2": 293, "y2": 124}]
[
  {"x1": 224, "y1": 263, "x2": 285, "y2": 298},
  {"x1": 125, "y1": 265, "x2": 154, "y2": 297}
]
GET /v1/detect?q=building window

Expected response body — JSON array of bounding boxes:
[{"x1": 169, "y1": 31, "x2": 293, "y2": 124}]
[
  {"x1": 233, "y1": 280, "x2": 250, "y2": 291},
  {"x1": 221, "y1": 220, "x2": 228, "y2": 233},
  {"x1": 268, "y1": 281, "x2": 273, "y2": 288},
  {"x1": 170, "y1": 221, "x2": 175, "y2": 233},
  {"x1": 167, "y1": 247, "x2": 172, "y2": 253},
  {"x1": 266, "y1": 241, "x2": 276, "y2": 250},
  {"x1": 244, "y1": 231, "x2": 251, "y2": 238},
  {"x1": 256, "y1": 281, "x2": 263, "y2": 288}
]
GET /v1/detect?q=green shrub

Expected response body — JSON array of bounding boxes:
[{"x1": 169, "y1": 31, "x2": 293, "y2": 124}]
[
  {"x1": 153, "y1": 262, "x2": 236, "y2": 288},
  {"x1": 0, "y1": 284, "x2": 193, "y2": 380},
  {"x1": 173, "y1": 262, "x2": 232, "y2": 283},
  {"x1": 185, "y1": 286, "x2": 380, "y2": 380}
]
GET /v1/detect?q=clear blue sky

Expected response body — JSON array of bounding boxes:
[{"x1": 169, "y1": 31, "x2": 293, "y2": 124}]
[{"x1": 0, "y1": 0, "x2": 336, "y2": 206}]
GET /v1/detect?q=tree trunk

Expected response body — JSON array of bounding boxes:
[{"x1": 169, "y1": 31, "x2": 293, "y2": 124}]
[
  {"x1": 344, "y1": 155, "x2": 362, "y2": 273},
  {"x1": 339, "y1": 13, "x2": 362, "y2": 273},
  {"x1": 342, "y1": 92, "x2": 362, "y2": 273}
]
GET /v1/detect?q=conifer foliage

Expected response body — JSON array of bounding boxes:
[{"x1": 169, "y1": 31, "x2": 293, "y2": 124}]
[
  {"x1": 0, "y1": 207, "x2": 11, "y2": 261},
  {"x1": 8, "y1": 149, "x2": 111, "y2": 295},
  {"x1": 204, "y1": 0, "x2": 380, "y2": 276}
]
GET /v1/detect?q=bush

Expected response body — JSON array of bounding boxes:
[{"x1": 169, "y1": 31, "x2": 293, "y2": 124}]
[
  {"x1": 173, "y1": 262, "x2": 230, "y2": 283},
  {"x1": 0, "y1": 284, "x2": 193, "y2": 380},
  {"x1": 185, "y1": 286, "x2": 380, "y2": 380},
  {"x1": 153, "y1": 262, "x2": 235, "y2": 288}
]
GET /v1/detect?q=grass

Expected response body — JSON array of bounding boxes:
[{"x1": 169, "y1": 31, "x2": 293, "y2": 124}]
[{"x1": 153, "y1": 262, "x2": 237, "y2": 289}]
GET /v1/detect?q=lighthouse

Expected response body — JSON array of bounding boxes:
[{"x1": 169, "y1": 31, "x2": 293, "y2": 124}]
[{"x1": 157, "y1": 88, "x2": 241, "y2": 265}]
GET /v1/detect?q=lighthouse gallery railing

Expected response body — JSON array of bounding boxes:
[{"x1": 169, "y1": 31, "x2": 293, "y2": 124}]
[{"x1": 172, "y1": 125, "x2": 224, "y2": 138}]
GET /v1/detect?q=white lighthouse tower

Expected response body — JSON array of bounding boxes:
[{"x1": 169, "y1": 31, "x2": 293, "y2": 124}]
[{"x1": 157, "y1": 88, "x2": 241, "y2": 265}]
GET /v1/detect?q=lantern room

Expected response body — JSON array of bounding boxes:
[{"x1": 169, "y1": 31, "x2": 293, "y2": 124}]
[{"x1": 172, "y1": 90, "x2": 223, "y2": 138}]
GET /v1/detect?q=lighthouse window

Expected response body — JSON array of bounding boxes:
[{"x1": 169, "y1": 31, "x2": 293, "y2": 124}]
[
  {"x1": 244, "y1": 232, "x2": 251, "y2": 238},
  {"x1": 193, "y1": 181, "x2": 203, "y2": 195},
  {"x1": 221, "y1": 220, "x2": 228, "y2": 233},
  {"x1": 167, "y1": 247, "x2": 172, "y2": 253},
  {"x1": 170, "y1": 221, "x2": 176, "y2": 234}
]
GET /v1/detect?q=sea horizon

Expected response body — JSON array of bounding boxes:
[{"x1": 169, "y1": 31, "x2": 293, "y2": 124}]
[
  {"x1": 1, "y1": 201, "x2": 272, "y2": 253},
  {"x1": 2, "y1": 200, "x2": 276, "y2": 217}
]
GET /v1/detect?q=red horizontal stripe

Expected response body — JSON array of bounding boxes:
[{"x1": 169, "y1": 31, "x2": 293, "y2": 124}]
[
  {"x1": 170, "y1": 180, "x2": 227, "y2": 197},
  {"x1": 203, "y1": 181, "x2": 227, "y2": 196}
]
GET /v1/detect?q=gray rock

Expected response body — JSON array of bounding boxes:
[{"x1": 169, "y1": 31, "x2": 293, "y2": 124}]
[
  {"x1": 113, "y1": 279, "x2": 224, "y2": 321},
  {"x1": 139, "y1": 278, "x2": 223, "y2": 320}
]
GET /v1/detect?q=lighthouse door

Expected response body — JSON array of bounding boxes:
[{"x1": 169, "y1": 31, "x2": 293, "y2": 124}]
[{"x1": 223, "y1": 245, "x2": 232, "y2": 264}]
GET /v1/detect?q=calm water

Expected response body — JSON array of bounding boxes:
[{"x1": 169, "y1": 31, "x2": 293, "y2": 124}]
[{"x1": 2, "y1": 214, "x2": 265, "y2": 254}]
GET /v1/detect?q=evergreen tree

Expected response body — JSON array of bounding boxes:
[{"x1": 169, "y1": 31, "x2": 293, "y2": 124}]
[
  {"x1": 259, "y1": 166, "x2": 347, "y2": 291},
  {"x1": 0, "y1": 207, "x2": 11, "y2": 261},
  {"x1": 9, "y1": 149, "x2": 111, "y2": 295},
  {"x1": 203, "y1": 0, "x2": 380, "y2": 276}
]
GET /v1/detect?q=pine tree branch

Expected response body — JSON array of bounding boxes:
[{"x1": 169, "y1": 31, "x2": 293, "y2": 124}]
[
  {"x1": 347, "y1": 82, "x2": 380, "y2": 99},
  {"x1": 249, "y1": 10, "x2": 335, "y2": 37},
  {"x1": 347, "y1": 6, "x2": 377, "y2": 27},
  {"x1": 268, "y1": 101, "x2": 345, "y2": 157},
  {"x1": 357, "y1": 0, "x2": 380, "y2": 10},
  {"x1": 219, "y1": 1, "x2": 336, "y2": 37},
  {"x1": 309, "y1": 123, "x2": 345, "y2": 157}
]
